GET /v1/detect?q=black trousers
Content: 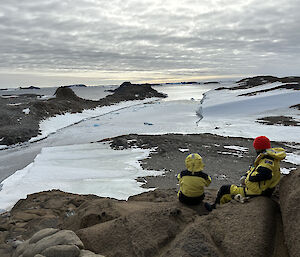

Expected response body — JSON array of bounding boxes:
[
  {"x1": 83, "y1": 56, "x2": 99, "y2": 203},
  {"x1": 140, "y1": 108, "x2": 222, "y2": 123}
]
[{"x1": 179, "y1": 192, "x2": 205, "y2": 205}]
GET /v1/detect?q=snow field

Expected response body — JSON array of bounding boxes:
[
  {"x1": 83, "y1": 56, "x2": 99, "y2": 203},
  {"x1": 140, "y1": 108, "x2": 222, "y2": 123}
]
[{"x1": 0, "y1": 82, "x2": 299, "y2": 211}]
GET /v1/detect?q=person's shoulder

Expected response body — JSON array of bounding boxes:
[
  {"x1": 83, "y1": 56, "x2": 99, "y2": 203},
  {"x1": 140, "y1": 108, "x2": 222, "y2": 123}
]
[
  {"x1": 199, "y1": 171, "x2": 209, "y2": 179},
  {"x1": 180, "y1": 170, "x2": 190, "y2": 176}
]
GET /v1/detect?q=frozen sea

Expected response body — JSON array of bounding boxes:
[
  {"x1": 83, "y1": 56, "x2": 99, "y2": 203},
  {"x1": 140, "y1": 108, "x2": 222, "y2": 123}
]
[{"x1": 0, "y1": 82, "x2": 299, "y2": 212}]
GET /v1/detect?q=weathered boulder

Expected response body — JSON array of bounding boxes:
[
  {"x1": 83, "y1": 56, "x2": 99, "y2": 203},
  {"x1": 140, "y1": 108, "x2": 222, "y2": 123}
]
[
  {"x1": 162, "y1": 197, "x2": 285, "y2": 257},
  {"x1": 279, "y1": 168, "x2": 300, "y2": 257},
  {"x1": 41, "y1": 244, "x2": 81, "y2": 257},
  {"x1": 80, "y1": 250, "x2": 105, "y2": 257},
  {"x1": 63, "y1": 199, "x2": 123, "y2": 231},
  {"x1": 13, "y1": 229, "x2": 84, "y2": 257},
  {"x1": 77, "y1": 202, "x2": 196, "y2": 257}
]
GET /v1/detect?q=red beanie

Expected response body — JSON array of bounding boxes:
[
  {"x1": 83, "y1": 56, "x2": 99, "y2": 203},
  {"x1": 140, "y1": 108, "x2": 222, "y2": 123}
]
[{"x1": 253, "y1": 136, "x2": 271, "y2": 150}]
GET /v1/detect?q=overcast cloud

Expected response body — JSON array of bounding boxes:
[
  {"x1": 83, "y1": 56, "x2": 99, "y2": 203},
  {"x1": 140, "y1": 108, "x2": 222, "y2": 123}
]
[{"x1": 0, "y1": 0, "x2": 300, "y2": 87}]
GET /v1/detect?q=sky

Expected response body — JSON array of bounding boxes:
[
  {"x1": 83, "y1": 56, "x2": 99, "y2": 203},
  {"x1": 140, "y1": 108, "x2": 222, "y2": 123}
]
[{"x1": 1, "y1": 0, "x2": 300, "y2": 88}]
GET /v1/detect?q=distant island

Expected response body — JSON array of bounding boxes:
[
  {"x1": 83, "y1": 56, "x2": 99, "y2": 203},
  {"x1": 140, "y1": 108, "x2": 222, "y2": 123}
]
[
  {"x1": 65, "y1": 84, "x2": 87, "y2": 88},
  {"x1": 19, "y1": 86, "x2": 41, "y2": 90}
]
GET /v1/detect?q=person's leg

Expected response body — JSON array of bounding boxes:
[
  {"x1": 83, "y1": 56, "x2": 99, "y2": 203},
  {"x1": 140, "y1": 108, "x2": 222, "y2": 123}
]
[
  {"x1": 261, "y1": 187, "x2": 275, "y2": 197},
  {"x1": 215, "y1": 185, "x2": 232, "y2": 205},
  {"x1": 178, "y1": 192, "x2": 204, "y2": 205},
  {"x1": 205, "y1": 184, "x2": 245, "y2": 211}
]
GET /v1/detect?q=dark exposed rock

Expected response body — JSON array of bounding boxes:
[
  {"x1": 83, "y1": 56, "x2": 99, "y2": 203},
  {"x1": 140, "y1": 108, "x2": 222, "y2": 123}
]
[
  {"x1": 19, "y1": 86, "x2": 40, "y2": 90},
  {"x1": 0, "y1": 82, "x2": 166, "y2": 146},
  {"x1": 256, "y1": 116, "x2": 300, "y2": 126},
  {"x1": 216, "y1": 76, "x2": 300, "y2": 90},
  {"x1": 65, "y1": 84, "x2": 87, "y2": 88},
  {"x1": 290, "y1": 104, "x2": 300, "y2": 110},
  {"x1": 203, "y1": 81, "x2": 220, "y2": 84},
  {"x1": 54, "y1": 87, "x2": 83, "y2": 101},
  {"x1": 279, "y1": 169, "x2": 300, "y2": 257},
  {"x1": 238, "y1": 83, "x2": 300, "y2": 96}
]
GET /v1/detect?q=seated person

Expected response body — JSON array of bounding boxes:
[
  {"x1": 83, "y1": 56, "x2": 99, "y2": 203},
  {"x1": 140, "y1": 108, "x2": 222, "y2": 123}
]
[
  {"x1": 177, "y1": 153, "x2": 211, "y2": 205},
  {"x1": 206, "y1": 136, "x2": 286, "y2": 211}
]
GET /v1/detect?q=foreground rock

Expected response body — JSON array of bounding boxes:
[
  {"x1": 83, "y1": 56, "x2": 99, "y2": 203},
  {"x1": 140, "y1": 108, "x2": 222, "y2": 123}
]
[
  {"x1": 279, "y1": 168, "x2": 300, "y2": 257},
  {"x1": 13, "y1": 228, "x2": 104, "y2": 257},
  {"x1": 1, "y1": 168, "x2": 300, "y2": 257}
]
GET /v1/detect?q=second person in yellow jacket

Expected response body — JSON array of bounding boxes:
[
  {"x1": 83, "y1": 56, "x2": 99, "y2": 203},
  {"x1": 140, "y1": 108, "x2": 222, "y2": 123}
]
[
  {"x1": 205, "y1": 136, "x2": 286, "y2": 211},
  {"x1": 177, "y1": 153, "x2": 211, "y2": 205}
]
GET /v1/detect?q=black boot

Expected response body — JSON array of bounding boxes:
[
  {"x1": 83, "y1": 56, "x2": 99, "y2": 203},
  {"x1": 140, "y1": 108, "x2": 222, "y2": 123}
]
[{"x1": 204, "y1": 202, "x2": 216, "y2": 212}]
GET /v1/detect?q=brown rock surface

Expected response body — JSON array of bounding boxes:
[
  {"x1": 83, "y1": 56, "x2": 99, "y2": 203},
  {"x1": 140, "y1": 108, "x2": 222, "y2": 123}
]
[
  {"x1": 279, "y1": 168, "x2": 300, "y2": 257},
  {"x1": 0, "y1": 169, "x2": 299, "y2": 257}
]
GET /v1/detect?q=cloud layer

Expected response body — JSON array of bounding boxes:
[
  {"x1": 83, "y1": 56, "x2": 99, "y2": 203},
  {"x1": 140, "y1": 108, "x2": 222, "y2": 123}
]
[{"x1": 1, "y1": 0, "x2": 300, "y2": 86}]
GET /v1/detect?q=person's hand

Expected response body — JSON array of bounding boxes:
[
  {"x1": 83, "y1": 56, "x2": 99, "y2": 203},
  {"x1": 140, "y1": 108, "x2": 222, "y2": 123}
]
[{"x1": 240, "y1": 176, "x2": 246, "y2": 185}]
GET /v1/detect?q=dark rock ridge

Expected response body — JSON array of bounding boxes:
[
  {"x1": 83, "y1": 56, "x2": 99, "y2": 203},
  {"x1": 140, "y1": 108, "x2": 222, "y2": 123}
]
[
  {"x1": 290, "y1": 104, "x2": 300, "y2": 110},
  {"x1": 0, "y1": 169, "x2": 299, "y2": 257},
  {"x1": 19, "y1": 86, "x2": 40, "y2": 90},
  {"x1": 215, "y1": 75, "x2": 300, "y2": 91},
  {"x1": 257, "y1": 116, "x2": 300, "y2": 126},
  {"x1": 238, "y1": 83, "x2": 300, "y2": 96},
  {"x1": 65, "y1": 84, "x2": 87, "y2": 88},
  {"x1": 110, "y1": 82, "x2": 166, "y2": 100},
  {"x1": 0, "y1": 83, "x2": 166, "y2": 146},
  {"x1": 203, "y1": 81, "x2": 220, "y2": 84}
]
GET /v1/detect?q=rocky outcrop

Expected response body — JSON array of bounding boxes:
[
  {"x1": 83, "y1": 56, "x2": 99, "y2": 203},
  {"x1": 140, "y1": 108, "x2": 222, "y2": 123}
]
[
  {"x1": 279, "y1": 168, "x2": 300, "y2": 257},
  {"x1": 12, "y1": 228, "x2": 104, "y2": 257},
  {"x1": 164, "y1": 197, "x2": 285, "y2": 257},
  {"x1": 54, "y1": 87, "x2": 83, "y2": 101},
  {"x1": 0, "y1": 169, "x2": 299, "y2": 257},
  {"x1": 215, "y1": 76, "x2": 300, "y2": 91},
  {"x1": 236, "y1": 76, "x2": 300, "y2": 89},
  {"x1": 105, "y1": 82, "x2": 166, "y2": 102},
  {"x1": 76, "y1": 203, "x2": 196, "y2": 257}
]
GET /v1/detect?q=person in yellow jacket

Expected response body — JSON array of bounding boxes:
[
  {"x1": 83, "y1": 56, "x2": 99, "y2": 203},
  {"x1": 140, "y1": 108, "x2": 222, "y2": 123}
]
[
  {"x1": 177, "y1": 153, "x2": 212, "y2": 205},
  {"x1": 205, "y1": 136, "x2": 286, "y2": 211}
]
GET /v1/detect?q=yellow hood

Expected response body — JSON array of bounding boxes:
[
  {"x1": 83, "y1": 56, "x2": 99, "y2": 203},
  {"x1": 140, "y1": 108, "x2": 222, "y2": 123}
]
[
  {"x1": 265, "y1": 148, "x2": 286, "y2": 160},
  {"x1": 185, "y1": 153, "x2": 204, "y2": 172}
]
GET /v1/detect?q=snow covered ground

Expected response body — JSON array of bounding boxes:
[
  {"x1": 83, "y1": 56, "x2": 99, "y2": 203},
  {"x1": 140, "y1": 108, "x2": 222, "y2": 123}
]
[
  {"x1": 0, "y1": 82, "x2": 299, "y2": 212},
  {"x1": 197, "y1": 82, "x2": 300, "y2": 142}
]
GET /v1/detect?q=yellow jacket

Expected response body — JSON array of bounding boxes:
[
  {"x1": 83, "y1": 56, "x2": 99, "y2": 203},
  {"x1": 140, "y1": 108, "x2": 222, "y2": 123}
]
[
  {"x1": 177, "y1": 170, "x2": 211, "y2": 197},
  {"x1": 245, "y1": 148, "x2": 286, "y2": 196}
]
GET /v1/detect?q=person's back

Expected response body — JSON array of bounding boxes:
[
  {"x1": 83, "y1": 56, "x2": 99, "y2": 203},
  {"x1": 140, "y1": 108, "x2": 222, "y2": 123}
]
[
  {"x1": 205, "y1": 136, "x2": 286, "y2": 211},
  {"x1": 177, "y1": 153, "x2": 211, "y2": 205},
  {"x1": 245, "y1": 147, "x2": 286, "y2": 196}
]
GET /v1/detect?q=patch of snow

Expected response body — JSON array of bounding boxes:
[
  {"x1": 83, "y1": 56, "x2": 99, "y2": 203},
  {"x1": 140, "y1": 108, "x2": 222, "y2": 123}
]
[
  {"x1": 22, "y1": 108, "x2": 30, "y2": 115},
  {"x1": 178, "y1": 148, "x2": 189, "y2": 152},
  {"x1": 224, "y1": 145, "x2": 248, "y2": 152},
  {"x1": 7, "y1": 103, "x2": 22, "y2": 106},
  {"x1": 217, "y1": 151, "x2": 244, "y2": 158},
  {"x1": 281, "y1": 167, "x2": 297, "y2": 175},
  {"x1": 37, "y1": 95, "x2": 55, "y2": 100},
  {"x1": 215, "y1": 174, "x2": 228, "y2": 180},
  {"x1": 29, "y1": 98, "x2": 160, "y2": 143},
  {"x1": 153, "y1": 84, "x2": 219, "y2": 101},
  {"x1": 1, "y1": 95, "x2": 19, "y2": 98},
  {"x1": 284, "y1": 152, "x2": 300, "y2": 165},
  {"x1": 0, "y1": 142, "x2": 164, "y2": 211}
]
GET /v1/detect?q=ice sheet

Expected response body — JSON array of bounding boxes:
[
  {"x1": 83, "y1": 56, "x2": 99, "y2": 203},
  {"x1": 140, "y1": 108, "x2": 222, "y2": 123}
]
[
  {"x1": 0, "y1": 142, "x2": 163, "y2": 211},
  {"x1": 1, "y1": 81, "x2": 300, "y2": 212}
]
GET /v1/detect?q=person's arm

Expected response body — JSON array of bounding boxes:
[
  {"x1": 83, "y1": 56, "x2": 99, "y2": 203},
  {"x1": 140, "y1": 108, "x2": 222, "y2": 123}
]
[
  {"x1": 205, "y1": 176, "x2": 212, "y2": 187},
  {"x1": 248, "y1": 166, "x2": 272, "y2": 182}
]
